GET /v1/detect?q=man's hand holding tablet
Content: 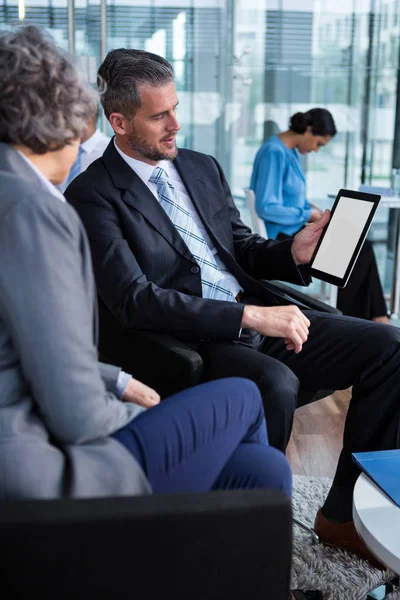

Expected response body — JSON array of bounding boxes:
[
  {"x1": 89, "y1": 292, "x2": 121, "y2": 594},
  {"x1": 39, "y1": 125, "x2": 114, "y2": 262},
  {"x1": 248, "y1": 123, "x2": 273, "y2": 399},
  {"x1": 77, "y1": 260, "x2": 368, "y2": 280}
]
[
  {"x1": 242, "y1": 189, "x2": 380, "y2": 352},
  {"x1": 291, "y1": 209, "x2": 331, "y2": 265},
  {"x1": 292, "y1": 189, "x2": 381, "y2": 288}
]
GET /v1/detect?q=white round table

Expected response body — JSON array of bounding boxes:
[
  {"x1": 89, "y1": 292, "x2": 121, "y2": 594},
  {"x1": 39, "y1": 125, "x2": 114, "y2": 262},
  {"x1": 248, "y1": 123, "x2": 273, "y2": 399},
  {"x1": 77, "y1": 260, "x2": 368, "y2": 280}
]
[{"x1": 353, "y1": 473, "x2": 400, "y2": 574}]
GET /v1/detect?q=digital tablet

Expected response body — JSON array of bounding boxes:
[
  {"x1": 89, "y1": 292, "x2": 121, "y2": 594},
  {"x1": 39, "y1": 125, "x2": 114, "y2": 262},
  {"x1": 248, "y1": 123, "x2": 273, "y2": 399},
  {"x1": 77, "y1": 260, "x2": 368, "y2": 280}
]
[{"x1": 308, "y1": 189, "x2": 381, "y2": 288}]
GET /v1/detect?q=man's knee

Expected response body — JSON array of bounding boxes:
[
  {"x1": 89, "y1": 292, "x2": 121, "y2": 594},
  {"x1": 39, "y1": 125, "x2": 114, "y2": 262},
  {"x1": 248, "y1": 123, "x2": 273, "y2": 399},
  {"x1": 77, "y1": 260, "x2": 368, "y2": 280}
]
[
  {"x1": 257, "y1": 362, "x2": 299, "y2": 415},
  {"x1": 363, "y1": 322, "x2": 400, "y2": 359}
]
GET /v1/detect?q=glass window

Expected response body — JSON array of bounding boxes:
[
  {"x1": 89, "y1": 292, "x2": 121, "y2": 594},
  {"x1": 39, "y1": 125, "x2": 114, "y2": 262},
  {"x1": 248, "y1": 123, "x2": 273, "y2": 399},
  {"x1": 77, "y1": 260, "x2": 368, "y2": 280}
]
[
  {"x1": 2, "y1": 0, "x2": 400, "y2": 306},
  {"x1": 0, "y1": 0, "x2": 69, "y2": 48}
]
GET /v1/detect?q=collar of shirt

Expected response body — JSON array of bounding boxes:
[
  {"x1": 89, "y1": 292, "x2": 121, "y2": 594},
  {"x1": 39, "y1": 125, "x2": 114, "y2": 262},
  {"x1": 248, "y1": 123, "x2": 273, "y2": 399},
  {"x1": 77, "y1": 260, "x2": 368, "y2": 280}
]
[
  {"x1": 113, "y1": 139, "x2": 172, "y2": 193},
  {"x1": 16, "y1": 149, "x2": 66, "y2": 203},
  {"x1": 81, "y1": 128, "x2": 105, "y2": 155}
]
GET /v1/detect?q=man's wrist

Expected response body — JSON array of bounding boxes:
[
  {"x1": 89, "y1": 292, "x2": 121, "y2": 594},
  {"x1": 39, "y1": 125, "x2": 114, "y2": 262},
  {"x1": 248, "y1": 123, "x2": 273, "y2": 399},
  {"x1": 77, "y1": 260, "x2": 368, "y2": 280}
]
[
  {"x1": 291, "y1": 249, "x2": 300, "y2": 265},
  {"x1": 291, "y1": 243, "x2": 302, "y2": 266},
  {"x1": 242, "y1": 305, "x2": 258, "y2": 330}
]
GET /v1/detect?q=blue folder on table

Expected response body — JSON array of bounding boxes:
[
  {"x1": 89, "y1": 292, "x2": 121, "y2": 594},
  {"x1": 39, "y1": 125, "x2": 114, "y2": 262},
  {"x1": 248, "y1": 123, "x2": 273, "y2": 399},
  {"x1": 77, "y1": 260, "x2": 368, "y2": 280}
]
[{"x1": 352, "y1": 449, "x2": 400, "y2": 507}]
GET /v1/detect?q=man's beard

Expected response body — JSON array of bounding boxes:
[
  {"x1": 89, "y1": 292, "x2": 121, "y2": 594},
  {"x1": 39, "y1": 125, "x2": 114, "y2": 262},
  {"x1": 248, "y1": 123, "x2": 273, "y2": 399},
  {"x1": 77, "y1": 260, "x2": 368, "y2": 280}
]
[{"x1": 127, "y1": 130, "x2": 178, "y2": 162}]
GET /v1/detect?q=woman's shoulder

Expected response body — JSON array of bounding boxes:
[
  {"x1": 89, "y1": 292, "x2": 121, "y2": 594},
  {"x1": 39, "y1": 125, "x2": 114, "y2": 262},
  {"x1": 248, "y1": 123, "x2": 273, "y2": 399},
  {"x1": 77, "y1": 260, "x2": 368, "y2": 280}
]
[
  {"x1": 1, "y1": 171, "x2": 74, "y2": 216},
  {"x1": 0, "y1": 171, "x2": 81, "y2": 238},
  {"x1": 258, "y1": 135, "x2": 288, "y2": 159},
  {"x1": 253, "y1": 137, "x2": 289, "y2": 173}
]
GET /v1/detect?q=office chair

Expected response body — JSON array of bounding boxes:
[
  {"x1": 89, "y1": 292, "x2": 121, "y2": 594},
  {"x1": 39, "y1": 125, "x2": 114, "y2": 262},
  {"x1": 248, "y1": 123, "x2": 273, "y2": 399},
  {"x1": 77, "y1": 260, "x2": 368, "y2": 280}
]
[
  {"x1": 98, "y1": 281, "x2": 341, "y2": 546},
  {"x1": 97, "y1": 188, "x2": 342, "y2": 546},
  {"x1": 98, "y1": 279, "x2": 340, "y2": 403}
]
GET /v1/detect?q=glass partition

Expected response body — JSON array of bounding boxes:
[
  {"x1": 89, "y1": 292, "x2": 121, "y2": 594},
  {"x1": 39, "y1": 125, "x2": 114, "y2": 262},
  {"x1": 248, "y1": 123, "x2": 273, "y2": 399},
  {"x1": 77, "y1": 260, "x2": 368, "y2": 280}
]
[
  {"x1": 74, "y1": 0, "x2": 101, "y2": 85},
  {"x1": 105, "y1": 0, "x2": 227, "y2": 154},
  {"x1": 226, "y1": 0, "x2": 400, "y2": 308},
  {"x1": 0, "y1": 0, "x2": 69, "y2": 47},
  {"x1": 2, "y1": 0, "x2": 400, "y2": 310}
]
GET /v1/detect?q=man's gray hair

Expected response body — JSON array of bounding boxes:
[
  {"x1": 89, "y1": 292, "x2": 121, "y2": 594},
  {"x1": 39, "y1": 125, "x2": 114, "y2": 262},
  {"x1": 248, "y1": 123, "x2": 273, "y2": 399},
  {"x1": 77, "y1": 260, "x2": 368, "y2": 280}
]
[
  {"x1": 98, "y1": 49, "x2": 174, "y2": 119},
  {"x1": 0, "y1": 25, "x2": 98, "y2": 154}
]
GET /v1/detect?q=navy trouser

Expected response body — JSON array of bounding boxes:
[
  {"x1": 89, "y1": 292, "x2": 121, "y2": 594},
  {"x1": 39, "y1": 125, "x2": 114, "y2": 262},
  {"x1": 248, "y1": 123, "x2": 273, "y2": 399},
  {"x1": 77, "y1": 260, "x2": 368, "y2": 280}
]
[{"x1": 112, "y1": 378, "x2": 292, "y2": 496}]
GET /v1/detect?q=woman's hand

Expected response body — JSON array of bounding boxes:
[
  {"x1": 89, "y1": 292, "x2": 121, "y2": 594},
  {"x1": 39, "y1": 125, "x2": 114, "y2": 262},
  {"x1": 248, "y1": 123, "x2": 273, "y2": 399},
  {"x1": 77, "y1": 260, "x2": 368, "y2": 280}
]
[
  {"x1": 122, "y1": 378, "x2": 161, "y2": 409},
  {"x1": 309, "y1": 207, "x2": 323, "y2": 223}
]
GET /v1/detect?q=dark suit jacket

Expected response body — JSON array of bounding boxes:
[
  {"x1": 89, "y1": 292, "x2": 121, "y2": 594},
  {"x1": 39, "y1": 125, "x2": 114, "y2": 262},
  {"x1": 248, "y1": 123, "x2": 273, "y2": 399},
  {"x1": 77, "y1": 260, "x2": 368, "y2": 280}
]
[{"x1": 66, "y1": 141, "x2": 309, "y2": 344}]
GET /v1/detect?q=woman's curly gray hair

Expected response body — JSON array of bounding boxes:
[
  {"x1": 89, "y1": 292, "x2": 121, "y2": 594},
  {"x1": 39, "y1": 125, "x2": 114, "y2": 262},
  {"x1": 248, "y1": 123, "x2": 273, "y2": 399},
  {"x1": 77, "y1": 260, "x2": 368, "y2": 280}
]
[{"x1": 0, "y1": 25, "x2": 98, "y2": 154}]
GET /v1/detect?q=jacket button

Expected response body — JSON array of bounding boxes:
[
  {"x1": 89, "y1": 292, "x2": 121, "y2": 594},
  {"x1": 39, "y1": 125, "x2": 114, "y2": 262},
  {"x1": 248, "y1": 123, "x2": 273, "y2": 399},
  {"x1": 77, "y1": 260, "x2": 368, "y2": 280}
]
[{"x1": 191, "y1": 265, "x2": 200, "y2": 274}]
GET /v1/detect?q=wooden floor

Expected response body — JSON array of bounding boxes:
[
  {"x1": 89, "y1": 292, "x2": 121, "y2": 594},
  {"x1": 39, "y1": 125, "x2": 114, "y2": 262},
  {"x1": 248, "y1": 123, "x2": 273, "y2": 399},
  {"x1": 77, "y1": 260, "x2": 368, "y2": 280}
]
[{"x1": 286, "y1": 388, "x2": 351, "y2": 478}]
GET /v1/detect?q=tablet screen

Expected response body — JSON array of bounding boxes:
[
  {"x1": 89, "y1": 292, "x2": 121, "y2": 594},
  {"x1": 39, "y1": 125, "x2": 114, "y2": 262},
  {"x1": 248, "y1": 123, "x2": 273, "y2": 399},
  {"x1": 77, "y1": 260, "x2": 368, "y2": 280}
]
[{"x1": 311, "y1": 195, "x2": 374, "y2": 278}]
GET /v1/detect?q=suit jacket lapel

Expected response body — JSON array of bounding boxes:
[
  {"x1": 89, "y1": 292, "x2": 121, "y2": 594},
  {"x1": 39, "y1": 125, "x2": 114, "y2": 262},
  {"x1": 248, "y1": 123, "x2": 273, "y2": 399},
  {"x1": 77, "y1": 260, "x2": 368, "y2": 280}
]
[
  {"x1": 173, "y1": 152, "x2": 235, "y2": 267},
  {"x1": 102, "y1": 142, "x2": 194, "y2": 262},
  {"x1": 173, "y1": 152, "x2": 214, "y2": 235}
]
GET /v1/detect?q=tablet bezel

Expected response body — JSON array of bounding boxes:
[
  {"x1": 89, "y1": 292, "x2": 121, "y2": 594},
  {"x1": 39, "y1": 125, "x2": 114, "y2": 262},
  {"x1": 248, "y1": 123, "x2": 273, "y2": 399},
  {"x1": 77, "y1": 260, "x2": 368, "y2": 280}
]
[{"x1": 308, "y1": 188, "x2": 381, "y2": 288}]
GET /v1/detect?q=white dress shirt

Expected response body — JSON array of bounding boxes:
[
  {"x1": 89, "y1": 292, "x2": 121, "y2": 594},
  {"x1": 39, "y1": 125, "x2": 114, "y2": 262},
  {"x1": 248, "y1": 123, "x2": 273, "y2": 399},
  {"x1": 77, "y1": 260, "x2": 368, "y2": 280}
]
[
  {"x1": 58, "y1": 129, "x2": 111, "y2": 193},
  {"x1": 17, "y1": 149, "x2": 131, "y2": 398},
  {"x1": 114, "y1": 141, "x2": 243, "y2": 300},
  {"x1": 80, "y1": 129, "x2": 111, "y2": 171}
]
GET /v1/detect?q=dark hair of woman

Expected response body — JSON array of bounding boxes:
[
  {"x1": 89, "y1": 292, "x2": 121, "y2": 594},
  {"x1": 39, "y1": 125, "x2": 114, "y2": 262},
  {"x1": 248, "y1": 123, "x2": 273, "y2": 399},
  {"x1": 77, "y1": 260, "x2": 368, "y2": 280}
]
[{"x1": 289, "y1": 108, "x2": 337, "y2": 137}]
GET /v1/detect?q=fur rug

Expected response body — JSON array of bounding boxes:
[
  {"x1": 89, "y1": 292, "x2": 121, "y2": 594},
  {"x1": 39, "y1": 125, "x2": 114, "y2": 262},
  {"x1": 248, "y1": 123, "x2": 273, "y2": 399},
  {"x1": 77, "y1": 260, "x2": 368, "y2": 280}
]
[{"x1": 291, "y1": 475, "x2": 400, "y2": 600}]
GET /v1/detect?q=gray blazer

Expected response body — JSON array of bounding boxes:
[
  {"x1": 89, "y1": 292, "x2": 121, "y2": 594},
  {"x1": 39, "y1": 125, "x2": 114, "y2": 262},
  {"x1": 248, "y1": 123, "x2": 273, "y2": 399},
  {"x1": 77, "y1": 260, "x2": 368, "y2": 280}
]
[{"x1": 0, "y1": 143, "x2": 151, "y2": 499}]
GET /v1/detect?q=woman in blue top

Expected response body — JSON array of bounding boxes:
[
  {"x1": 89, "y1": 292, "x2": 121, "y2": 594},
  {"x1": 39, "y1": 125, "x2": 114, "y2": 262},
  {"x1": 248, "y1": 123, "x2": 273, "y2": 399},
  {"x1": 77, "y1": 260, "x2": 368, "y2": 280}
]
[{"x1": 250, "y1": 108, "x2": 389, "y2": 323}]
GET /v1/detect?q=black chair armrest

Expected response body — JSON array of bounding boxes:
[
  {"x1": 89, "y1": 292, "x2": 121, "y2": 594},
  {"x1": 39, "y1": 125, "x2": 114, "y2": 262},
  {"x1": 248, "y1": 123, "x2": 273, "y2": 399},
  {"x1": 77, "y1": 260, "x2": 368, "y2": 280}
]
[
  {"x1": 131, "y1": 330, "x2": 204, "y2": 382},
  {"x1": 100, "y1": 329, "x2": 204, "y2": 398},
  {"x1": 268, "y1": 280, "x2": 342, "y2": 314},
  {"x1": 0, "y1": 490, "x2": 292, "y2": 600}
]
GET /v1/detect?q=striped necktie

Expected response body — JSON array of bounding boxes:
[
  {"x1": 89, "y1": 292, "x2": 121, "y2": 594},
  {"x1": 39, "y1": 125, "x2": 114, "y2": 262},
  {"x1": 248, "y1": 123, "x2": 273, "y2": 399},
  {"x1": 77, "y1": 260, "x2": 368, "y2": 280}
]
[{"x1": 149, "y1": 166, "x2": 235, "y2": 302}]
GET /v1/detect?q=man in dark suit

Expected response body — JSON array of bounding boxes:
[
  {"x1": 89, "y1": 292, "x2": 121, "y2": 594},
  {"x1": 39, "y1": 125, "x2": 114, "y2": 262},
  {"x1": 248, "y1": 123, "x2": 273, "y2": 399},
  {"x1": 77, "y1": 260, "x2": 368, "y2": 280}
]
[{"x1": 66, "y1": 48, "x2": 400, "y2": 567}]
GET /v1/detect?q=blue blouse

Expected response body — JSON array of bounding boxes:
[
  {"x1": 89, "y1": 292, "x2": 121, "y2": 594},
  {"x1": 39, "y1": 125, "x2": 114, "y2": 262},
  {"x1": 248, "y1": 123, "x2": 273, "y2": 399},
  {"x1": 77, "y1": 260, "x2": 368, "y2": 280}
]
[{"x1": 250, "y1": 135, "x2": 312, "y2": 239}]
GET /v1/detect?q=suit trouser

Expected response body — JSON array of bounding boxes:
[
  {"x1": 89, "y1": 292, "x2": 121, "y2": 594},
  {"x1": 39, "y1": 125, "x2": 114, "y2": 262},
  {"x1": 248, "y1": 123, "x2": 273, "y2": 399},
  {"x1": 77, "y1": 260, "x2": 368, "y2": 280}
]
[
  {"x1": 199, "y1": 311, "x2": 400, "y2": 521},
  {"x1": 112, "y1": 378, "x2": 292, "y2": 497}
]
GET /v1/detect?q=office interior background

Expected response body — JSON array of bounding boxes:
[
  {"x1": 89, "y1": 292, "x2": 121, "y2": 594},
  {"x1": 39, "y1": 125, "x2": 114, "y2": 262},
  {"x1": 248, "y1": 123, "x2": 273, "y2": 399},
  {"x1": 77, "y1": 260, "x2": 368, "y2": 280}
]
[{"x1": 2, "y1": 0, "x2": 400, "y2": 309}]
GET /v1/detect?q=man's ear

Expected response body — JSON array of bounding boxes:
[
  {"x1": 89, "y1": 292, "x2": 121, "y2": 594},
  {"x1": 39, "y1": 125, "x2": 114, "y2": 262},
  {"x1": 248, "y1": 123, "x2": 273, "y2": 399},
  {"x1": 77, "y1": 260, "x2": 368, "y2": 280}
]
[{"x1": 108, "y1": 112, "x2": 131, "y2": 136}]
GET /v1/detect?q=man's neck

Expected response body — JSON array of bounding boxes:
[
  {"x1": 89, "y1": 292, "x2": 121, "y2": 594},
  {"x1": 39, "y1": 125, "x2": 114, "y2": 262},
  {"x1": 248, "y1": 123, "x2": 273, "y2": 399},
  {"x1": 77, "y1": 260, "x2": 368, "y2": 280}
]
[{"x1": 114, "y1": 136, "x2": 157, "y2": 166}]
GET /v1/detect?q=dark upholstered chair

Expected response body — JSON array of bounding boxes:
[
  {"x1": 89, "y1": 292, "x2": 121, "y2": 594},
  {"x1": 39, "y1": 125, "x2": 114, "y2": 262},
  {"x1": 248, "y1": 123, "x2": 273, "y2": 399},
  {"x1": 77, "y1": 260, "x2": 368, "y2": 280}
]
[
  {"x1": 0, "y1": 489, "x2": 292, "y2": 600},
  {"x1": 98, "y1": 280, "x2": 341, "y2": 401},
  {"x1": 97, "y1": 282, "x2": 340, "y2": 547},
  {"x1": 98, "y1": 300, "x2": 204, "y2": 399}
]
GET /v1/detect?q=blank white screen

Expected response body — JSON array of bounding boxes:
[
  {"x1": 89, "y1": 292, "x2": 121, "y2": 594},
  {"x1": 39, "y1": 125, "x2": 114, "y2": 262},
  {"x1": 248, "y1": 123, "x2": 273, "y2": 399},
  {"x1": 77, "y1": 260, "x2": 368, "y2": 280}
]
[{"x1": 312, "y1": 196, "x2": 373, "y2": 278}]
